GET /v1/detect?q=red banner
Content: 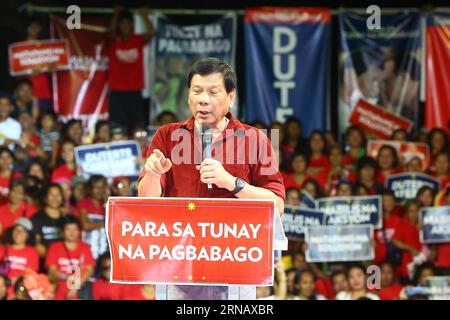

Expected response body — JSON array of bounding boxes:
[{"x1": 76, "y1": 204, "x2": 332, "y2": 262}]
[
  {"x1": 106, "y1": 197, "x2": 275, "y2": 285},
  {"x1": 9, "y1": 40, "x2": 70, "y2": 76},
  {"x1": 426, "y1": 14, "x2": 450, "y2": 130},
  {"x1": 50, "y1": 15, "x2": 110, "y2": 137},
  {"x1": 349, "y1": 99, "x2": 413, "y2": 140},
  {"x1": 367, "y1": 140, "x2": 430, "y2": 171}
]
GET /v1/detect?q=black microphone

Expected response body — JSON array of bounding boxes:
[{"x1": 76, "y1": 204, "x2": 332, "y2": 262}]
[{"x1": 201, "y1": 124, "x2": 213, "y2": 190}]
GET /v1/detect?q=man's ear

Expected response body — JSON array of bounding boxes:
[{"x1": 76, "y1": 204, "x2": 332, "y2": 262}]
[{"x1": 228, "y1": 90, "x2": 236, "y2": 108}]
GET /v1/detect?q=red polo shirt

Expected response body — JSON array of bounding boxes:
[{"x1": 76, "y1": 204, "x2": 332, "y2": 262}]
[{"x1": 139, "y1": 113, "x2": 285, "y2": 200}]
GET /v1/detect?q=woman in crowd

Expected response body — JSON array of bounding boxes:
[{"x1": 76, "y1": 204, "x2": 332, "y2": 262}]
[
  {"x1": 376, "y1": 145, "x2": 402, "y2": 186},
  {"x1": 92, "y1": 252, "x2": 123, "y2": 300},
  {"x1": 307, "y1": 130, "x2": 330, "y2": 178},
  {"x1": 356, "y1": 156, "x2": 383, "y2": 195},
  {"x1": 61, "y1": 119, "x2": 83, "y2": 146},
  {"x1": 93, "y1": 120, "x2": 112, "y2": 144},
  {"x1": 51, "y1": 140, "x2": 76, "y2": 183},
  {"x1": 280, "y1": 117, "x2": 307, "y2": 171},
  {"x1": 281, "y1": 153, "x2": 310, "y2": 191},
  {"x1": 377, "y1": 261, "x2": 404, "y2": 300},
  {"x1": 78, "y1": 175, "x2": 108, "y2": 232},
  {"x1": 343, "y1": 125, "x2": 367, "y2": 169},
  {"x1": 0, "y1": 148, "x2": 22, "y2": 202},
  {"x1": 431, "y1": 152, "x2": 450, "y2": 189},
  {"x1": 294, "y1": 269, "x2": 326, "y2": 300},
  {"x1": 335, "y1": 264, "x2": 380, "y2": 300},
  {"x1": 428, "y1": 128, "x2": 449, "y2": 173}
]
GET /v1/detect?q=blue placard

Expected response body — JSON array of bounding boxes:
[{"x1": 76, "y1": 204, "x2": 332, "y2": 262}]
[
  {"x1": 420, "y1": 206, "x2": 450, "y2": 244},
  {"x1": 387, "y1": 172, "x2": 440, "y2": 202},
  {"x1": 282, "y1": 205, "x2": 325, "y2": 240},
  {"x1": 74, "y1": 140, "x2": 142, "y2": 178},
  {"x1": 299, "y1": 190, "x2": 316, "y2": 209},
  {"x1": 305, "y1": 224, "x2": 374, "y2": 263},
  {"x1": 316, "y1": 195, "x2": 382, "y2": 229}
]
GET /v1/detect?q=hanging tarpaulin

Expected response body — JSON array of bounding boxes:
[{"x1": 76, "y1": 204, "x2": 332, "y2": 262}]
[
  {"x1": 426, "y1": 12, "x2": 450, "y2": 130},
  {"x1": 244, "y1": 7, "x2": 331, "y2": 135},
  {"x1": 150, "y1": 13, "x2": 237, "y2": 121},
  {"x1": 338, "y1": 10, "x2": 422, "y2": 136},
  {"x1": 50, "y1": 15, "x2": 110, "y2": 139}
]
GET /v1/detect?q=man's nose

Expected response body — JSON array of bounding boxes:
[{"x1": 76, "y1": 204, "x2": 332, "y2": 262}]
[{"x1": 198, "y1": 91, "x2": 211, "y2": 105}]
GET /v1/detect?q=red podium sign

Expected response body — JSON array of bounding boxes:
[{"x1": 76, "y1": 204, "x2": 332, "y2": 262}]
[
  {"x1": 106, "y1": 197, "x2": 275, "y2": 286},
  {"x1": 9, "y1": 40, "x2": 70, "y2": 76}
]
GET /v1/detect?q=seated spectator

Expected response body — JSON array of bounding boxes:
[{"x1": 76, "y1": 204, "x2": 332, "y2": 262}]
[
  {"x1": 376, "y1": 145, "x2": 402, "y2": 186},
  {"x1": 61, "y1": 119, "x2": 83, "y2": 146},
  {"x1": 317, "y1": 145, "x2": 356, "y2": 196},
  {"x1": 356, "y1": 156, "x2": 383, "y2": 195},
  {"x1": 45, "y1": 215, "x2": 94, "y2": 300},
  {"x1": 428, "y1": 128, "x2": 448, "y2": 174},
  {"x1": 37, "y1": 112, "x2": 59, "y2": 167},
  {"x1": 26, "y1": 158, "x2": 50, "y2": 185},
  {"x1": 374, "y1": 190, "x2": 402, "y2": 265},
  {"x1": 392, "y1": 200, "x2": 425, "y2": 280},
  {"x1": 431, "y1": 152, "x2": 450, "y2": 190},
  {"x1": 306, "y1": 130, "x2": 330, "y2": 178},
  {"x1": 0, "y1": 179, "x2": 36, "y2": 235},
  {"x1": 416, "y1": 186, "x2": 436, "y2": 208},
  {"x1": 32, "y1": 184, "x2": 66, "y2": 258},
  {"x1": 335, "y1": 264, "x2": 380, "y2": 300},
  {"x1": 285, "y1": 187, "x2": 301, "y2": 206},
  {"x1": 377, "y1": 261, "x2": 403, "y2": 300},
  {"x1": 331, "y1": 270, "x2": 349, "y2": 298},
  {"x1": 93, "y1": 120, "x2": 111, "y2": 144},
  {"x1": 78, "y1": 175, "x2": 107, "y2": 232},
  {"x1": 294, "y1": 269, "x2": 326, "y2": 300},
  {"x1": 342, "y1": 125, "x2": 366, "y2": 169},
  {"x1": 92, "y1": 252, "x2": 123, "y2": 300},
  {"x1": 15, "y1": 109, "x2": 44, "y2": 162},
  {"x1": 0, "y1": 95, "x2": 22, "y2": 150},
  {"x1": 0, "y1": 147, "x2": 23, "y2": 201},
  {"x1": 404, "y1": 156, "x2": 423, "y2": 173},
  {"x1": 335, "y1": 179, "x2": 353, "y2": 197},
  {"x1": 281, "y1": 153, "x2": 310, "y2": 190},
  {"x1": 0, "y1": 218, "x2": 39, "y2": 284},
  {"x1": 51, "y1": 140, "x2": 76, "y2": 183}
]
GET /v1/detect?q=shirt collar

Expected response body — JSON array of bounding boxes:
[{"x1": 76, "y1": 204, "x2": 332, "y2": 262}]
[{"x1": 179, "y1": 112, "x2": 247, "y2": 133}]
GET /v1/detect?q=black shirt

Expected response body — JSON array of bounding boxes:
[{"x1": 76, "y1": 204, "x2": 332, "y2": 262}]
[{"x1": 31, "y1": 211, "x2": 63, "y2": 248}]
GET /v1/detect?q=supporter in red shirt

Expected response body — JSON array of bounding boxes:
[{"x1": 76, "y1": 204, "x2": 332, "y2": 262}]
[
  {"x1": 317, "y1": 145, "x2": 356, "y2": 196},
  {"x1": 356, "y1": 156, "x2": 384, "y2": 195},
  {"x1": 0, "y1": 148, "x2": 23, "y2": 203},
  {"x1": 92, "y1": 252, "x2": 123, "y2": 300},
  {"x1": 281, "y1": 153, "x2": 310, "y2": 191},
  {"x1": 60, "y1": 120, "x2": 83, "y2": 146},
  {"x1": 294, "y1": 269, "x2": 326, "y2": 300},
  {"x1": 392, "y1": 200, "x2": 424, "y2": 279},
  {"x1": 78, "y1": 175, "x2": 107, "y2": 232},
  {"x1": 376, "y1": 145, "x2": 402, "y2": 186},
  {"x1": 0, "y1": 179, "x2": 36, "y2": 235},
  {"x1": 342, "y1": 125, "x2": 367, "y2": 170},
  {"x1": 0, "y1": 218, "x2": 39, "y2": 284},
  {"x1": 416, "y1": 186, "x2": 436, "y2": 208},
  {"x1": 377, "y1": 261, "x2": 403, "y2": 300},
  {"x1": 46, "y1": 215, "x2": 94, "y2": 300},
  {"x1": 431, "y1": 187, "x2": 450, "y2": 272},
  {"x1": 51, "y1": 140, "x2": 76, "y2": 184},
  {"x1": 374, "y1": 190, "x2": 402, "y2": 265},
  {"x1": 431, "y1": 152, "x2": 450, "y2": 190},
  {"x1": 428, "y1": 128, "x2": 449, "y2": 174},
  {"x1": 306, "y1": 130, "x2": 330, "y2": 178},
  {"x1": 108, "y1": 6, "x2": 154, "y2": 133}
]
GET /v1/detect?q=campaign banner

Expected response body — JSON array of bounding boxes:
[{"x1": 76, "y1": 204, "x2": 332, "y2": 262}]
[
  {"x1": 50, "y1": 15, "x2": 109, "y2": 137},
  {"x1": 82, "y1": 214, "x2": 108, "y2": 260},
  {"x1": 9, "y1": 40, "x2": 70, "y2": 76},
  {"x1": 386, "y1": 173, "x2": 440, "y2": 202},
  {"x1": 151, "y1": 13, "x2": 236, "y2": 120},
  {"x1": 282, "y1": 205, "x2": 325, "y2": 240},
  {"x1": 426, "y1": 13, "x2": 450, "y2": 130},
  {"x1": 427, "y1": 276, "x2": 450, "y2": 300},
  {"x1": 420, "y1": 206, "x2": 450, "y2": 244},
  {"x1": 338, "y1": 10, "x2": 421, "y2": 135},
  {"x1": 106, "y1": 197, "x2": 275, "y2": 285},
  {"x1": 244, "y1": 7, "x2": 331, "y2": 136},
  {"x1": 367, "y1": 140, "x2": 430, "y2": 171},
  {"x1": 348, "y1": 99, "x2": 413, "y2": 139},
  {"x1": 74, "y1": 140, "x2": 142, "y2": 178},
  {"x1": 316, "y1": 195, "x2": 382, "y2": 229},
  {"x1": 305, "y1": 224, "x2": 374, "y2": 263}
]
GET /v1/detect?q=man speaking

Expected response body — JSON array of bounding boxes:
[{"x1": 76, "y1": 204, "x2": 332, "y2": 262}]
[{"x1": 138, "y1": 57, "x2": 285, "y2": 299}]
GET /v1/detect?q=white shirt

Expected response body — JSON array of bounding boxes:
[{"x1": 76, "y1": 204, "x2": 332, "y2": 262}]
[
  {"x1": 0, "y1": 117, "x2": 22, "y2": 149},
  {"x1": 335, "y1": 291, "x2": 380, "y2": 300}
]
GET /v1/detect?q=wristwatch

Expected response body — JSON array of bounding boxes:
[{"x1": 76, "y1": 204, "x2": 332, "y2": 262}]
[{"x1": 231, "y1": 177, "x2": 245, "y2": 195}]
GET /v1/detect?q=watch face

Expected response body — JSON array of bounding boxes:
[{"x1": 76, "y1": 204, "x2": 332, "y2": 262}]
[{"x1": 236, "y1": 178, "x2": 245, "y2": 188}]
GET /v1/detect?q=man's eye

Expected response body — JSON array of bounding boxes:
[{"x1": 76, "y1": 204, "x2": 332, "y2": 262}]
[{"x1": 210, "y1": 91, "x2": 218, "y2": 95}]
